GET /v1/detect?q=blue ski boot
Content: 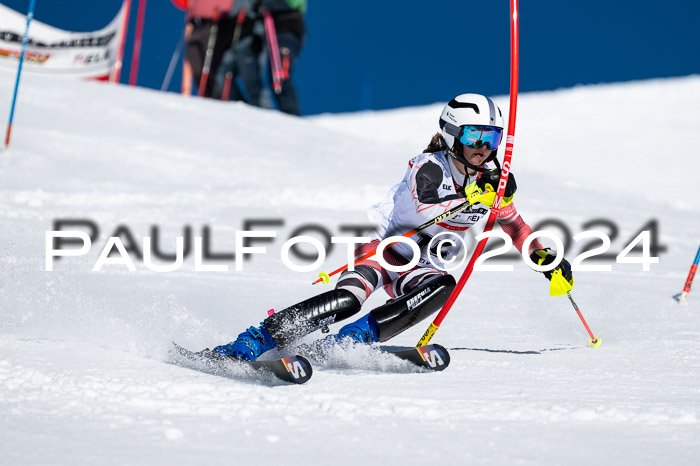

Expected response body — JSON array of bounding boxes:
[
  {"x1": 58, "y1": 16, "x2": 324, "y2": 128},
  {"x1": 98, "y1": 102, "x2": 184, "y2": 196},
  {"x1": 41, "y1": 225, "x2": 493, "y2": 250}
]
[
  {"x1": 335, "y1": 313, "x2": 380, "y2": 344},
  {"x1": 213, "y1": 325, "x2": 277, "y2": 361},
  {"x1": 308, "y1": 313, "x2": 380, "y2": 355}
]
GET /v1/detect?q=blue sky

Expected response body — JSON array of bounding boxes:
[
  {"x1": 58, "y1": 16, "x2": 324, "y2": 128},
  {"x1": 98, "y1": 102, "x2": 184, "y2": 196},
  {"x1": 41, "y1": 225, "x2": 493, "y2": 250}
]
[{"x1": 2, "y1": 0, "x2": 699, "y2": 115}]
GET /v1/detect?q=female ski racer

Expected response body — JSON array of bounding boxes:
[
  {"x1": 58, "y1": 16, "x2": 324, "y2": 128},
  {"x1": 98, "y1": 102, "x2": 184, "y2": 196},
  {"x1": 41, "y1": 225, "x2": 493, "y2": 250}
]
[{"x1": 212, "y1": 93, "x2": 574, "y2": 361}]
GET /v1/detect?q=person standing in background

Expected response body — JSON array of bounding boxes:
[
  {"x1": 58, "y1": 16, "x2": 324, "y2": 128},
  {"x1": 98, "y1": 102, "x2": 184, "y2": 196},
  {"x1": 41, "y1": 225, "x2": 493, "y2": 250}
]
[
  {"x1": 213, "y1": 0, "x2": 255, "y2": 101},
  {"x1": 185, "y1": 0, "x2": 237, "y2": 98},
  {"x1": 236, "y1": 0, "x2": 306, "y2": 115}
]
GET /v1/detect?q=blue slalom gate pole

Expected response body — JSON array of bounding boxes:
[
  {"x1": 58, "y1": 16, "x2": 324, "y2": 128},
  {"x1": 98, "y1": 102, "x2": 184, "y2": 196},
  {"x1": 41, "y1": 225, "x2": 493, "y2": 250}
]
[{"x1": 4, "y1": 0, "x2": 37, "y2": 155}]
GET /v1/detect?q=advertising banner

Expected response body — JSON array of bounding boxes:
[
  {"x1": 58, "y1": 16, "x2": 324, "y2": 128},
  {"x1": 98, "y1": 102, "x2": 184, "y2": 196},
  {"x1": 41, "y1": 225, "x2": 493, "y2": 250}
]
[{"x1": 0, "y1": 2, "x2": 126, "y2": 80}]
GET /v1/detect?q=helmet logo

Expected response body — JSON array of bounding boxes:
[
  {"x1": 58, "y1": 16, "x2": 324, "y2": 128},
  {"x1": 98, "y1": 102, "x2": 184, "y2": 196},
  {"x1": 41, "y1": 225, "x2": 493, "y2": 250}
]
[{"x1": 446, "y1": 111, "x2": 457, "y2": 122}]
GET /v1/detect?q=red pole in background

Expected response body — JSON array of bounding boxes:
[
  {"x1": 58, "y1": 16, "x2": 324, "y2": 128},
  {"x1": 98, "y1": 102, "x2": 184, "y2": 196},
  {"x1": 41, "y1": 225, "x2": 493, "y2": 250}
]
[
  {"x1": 129, "y1": 0, "x2": 148, "y2": 86},
  {"x1": 198, "y1": 9, "x2": 221, "y2": 97},
  {"x1": 263, "y1": 9, "x2": 284, "y2": 95},
  {"x1": 417, "y1": 0, "x2": 520, "y2": 347},
  {"x1": 222, "y1": 7, "x2": 247, "y2": 101},
  {"x1": 679, "y1": 245, "x2": 700, "y2": 305},
  {"x1": 112, "y1": 0, "x2": 132, "y2": 83}
]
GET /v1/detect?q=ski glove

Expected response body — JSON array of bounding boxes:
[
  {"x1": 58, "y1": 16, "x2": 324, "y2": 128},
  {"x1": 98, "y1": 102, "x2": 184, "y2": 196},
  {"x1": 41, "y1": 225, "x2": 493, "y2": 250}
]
[
  {"x1": 463, "y1": 169, "x2": 517, "y2": 207},
  {"x1": 477, "y1": 168, "x2": 517, "y2": 206},
  {"x1": 464, "y1": 181, "x2": 496, "y2": 207},
  {"x1": 529, "y1": 248, "x2": 574, "y2": 284}
]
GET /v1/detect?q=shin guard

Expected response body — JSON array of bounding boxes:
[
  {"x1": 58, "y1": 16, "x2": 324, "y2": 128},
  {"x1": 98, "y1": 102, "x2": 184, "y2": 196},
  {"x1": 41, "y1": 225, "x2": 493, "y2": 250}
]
[
  {"x1": 370, "y1": 274, "x2": 456, "y2": 342},
  {"x1": 263, "y1": 289, "x2": 362, "y2": 347}
]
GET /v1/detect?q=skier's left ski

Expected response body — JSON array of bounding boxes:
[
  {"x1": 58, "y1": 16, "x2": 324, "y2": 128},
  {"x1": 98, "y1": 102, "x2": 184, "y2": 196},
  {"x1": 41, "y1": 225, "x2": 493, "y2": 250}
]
[{"x1": 171, "y1": 342, "x2": 312, "y2": 384}]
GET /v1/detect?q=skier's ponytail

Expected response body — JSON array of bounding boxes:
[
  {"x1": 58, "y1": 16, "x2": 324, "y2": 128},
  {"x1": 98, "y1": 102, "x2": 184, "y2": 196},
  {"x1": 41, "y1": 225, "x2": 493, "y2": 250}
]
[{"x1": 423, "y1": 132, "x2": 445, "y2": 153}]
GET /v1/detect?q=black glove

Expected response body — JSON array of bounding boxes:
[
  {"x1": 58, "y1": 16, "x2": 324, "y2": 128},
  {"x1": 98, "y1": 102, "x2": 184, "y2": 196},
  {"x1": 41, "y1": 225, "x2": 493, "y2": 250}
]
[
  {"x1": 476, "y1": 168, "x2": 517, "y2": 206},
  {"x1": 529, "y1": 248, "x2": 573, "y2": 283}
]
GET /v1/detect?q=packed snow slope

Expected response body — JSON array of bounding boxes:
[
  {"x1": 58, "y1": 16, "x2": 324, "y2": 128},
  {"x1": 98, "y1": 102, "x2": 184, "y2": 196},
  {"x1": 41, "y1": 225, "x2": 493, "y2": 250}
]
[{"x1": 1, "y1": 71, "x2": 699, "y2": 466}]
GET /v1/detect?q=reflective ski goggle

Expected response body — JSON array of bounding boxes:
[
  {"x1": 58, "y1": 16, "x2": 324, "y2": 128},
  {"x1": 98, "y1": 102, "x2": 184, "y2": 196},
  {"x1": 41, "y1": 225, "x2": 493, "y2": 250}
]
[{"x1": 459, "y1": 125, "x2": 503, "y2": 149}]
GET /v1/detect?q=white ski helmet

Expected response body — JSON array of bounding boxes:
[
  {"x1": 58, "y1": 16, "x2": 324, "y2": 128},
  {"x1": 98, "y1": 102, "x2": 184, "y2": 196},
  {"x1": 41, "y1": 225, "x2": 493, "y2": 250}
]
[{"x1": 439, "y1": 93, "x2": 504, "y2": 171}]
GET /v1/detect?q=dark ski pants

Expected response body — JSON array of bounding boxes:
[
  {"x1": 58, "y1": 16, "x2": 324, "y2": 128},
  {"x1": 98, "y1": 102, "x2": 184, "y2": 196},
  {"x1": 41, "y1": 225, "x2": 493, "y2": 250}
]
[
  {"x1": 213, "y1": 48, "x2": 245, "y2": 101},
  {"x1": 237, "y1": 32, "x2": 302, "y2": 116}
]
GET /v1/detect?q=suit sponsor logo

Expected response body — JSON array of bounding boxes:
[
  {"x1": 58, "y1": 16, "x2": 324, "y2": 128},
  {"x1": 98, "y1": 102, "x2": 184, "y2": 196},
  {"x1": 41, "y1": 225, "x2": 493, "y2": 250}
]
[
  {"x1": 456, "y1": 206, "x2": 488, "y2": 216},
  {"x1": 406, "y1": 287, "x2": 432, "y2": 310}
]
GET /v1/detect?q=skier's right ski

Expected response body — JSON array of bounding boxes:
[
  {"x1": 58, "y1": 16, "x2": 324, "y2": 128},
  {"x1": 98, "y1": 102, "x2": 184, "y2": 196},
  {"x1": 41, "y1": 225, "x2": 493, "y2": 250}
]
[
  {"x1": 381, "y1": 344, "x2": 451, "y2": 371},
  {"x1": 297, "y1": 339, "x2": 450, "y2": 372},
  {"x1": 171, "y1": 342, "x2": 313, "y2": 384}
]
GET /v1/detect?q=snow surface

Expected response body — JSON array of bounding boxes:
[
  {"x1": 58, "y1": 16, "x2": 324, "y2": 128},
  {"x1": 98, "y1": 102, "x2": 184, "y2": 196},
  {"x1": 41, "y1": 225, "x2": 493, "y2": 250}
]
[{"x1": 1, "y1": 70, "x2": 699, "y2": 465}]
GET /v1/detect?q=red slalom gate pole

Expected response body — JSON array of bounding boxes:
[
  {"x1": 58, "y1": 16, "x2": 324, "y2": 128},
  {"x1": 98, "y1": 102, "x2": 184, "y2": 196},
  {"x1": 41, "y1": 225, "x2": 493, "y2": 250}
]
[
  {"x1": 417, "y1": 0, "x2": 520, "y2": 347},
  {"x1": 679, "y1": 245, "x2": 700, "y2": 305},
  {"x1": 198, "y1": 9, "x2": 220, "y2": 97},
  {"x1": 129, "y1": 0, "x2": 147, "y2": 86},
  {"x1": 112, "y1": 0, "x2": 132, "y2": 83}
]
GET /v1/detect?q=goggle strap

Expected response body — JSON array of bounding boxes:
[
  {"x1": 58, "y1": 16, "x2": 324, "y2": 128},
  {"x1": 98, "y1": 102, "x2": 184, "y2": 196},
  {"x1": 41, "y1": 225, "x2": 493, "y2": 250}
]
[{"x1": 441, "y1": 121, "x2": 461, "y2": 138}]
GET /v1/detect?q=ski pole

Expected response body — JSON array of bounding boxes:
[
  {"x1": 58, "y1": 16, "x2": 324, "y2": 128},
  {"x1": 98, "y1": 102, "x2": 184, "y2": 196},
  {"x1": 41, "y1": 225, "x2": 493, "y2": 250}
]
[
  {"x1": 198, "y1": 9, "x2": 220, "y2": 97},
  {"x1": 222, "y1": 6, "x2": 247, "y2": 101},
  {"x1": 4, "y1": 0, "x2": 36, "y2": 155},
  {"x1": 549, "y1": 269, "x2": 600, "y2": 347},
  {"x1": 312, "y1": 199, "x2": 476, "y2": 285},
  {"x1": 678, "y1": 244, "x2": 700, "y2": 305},
  {"x1": 417, "y1": 0, "x2": 520, "y2": 347},
  {"x1": 161, "y1": 28, "x2": 185, "y2": 91},
  {"x1": 263, "y1": 9, "x2": 284, "y2": 95},
  {"x1": 565, "y1": 291, "x2": 601, "y2": 347}
]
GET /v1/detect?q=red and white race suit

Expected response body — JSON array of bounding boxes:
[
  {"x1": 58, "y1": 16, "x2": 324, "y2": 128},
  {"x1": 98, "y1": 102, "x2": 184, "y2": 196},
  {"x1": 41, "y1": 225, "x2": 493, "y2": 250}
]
[
  {"x1": 368, "y1": 150, "x2": 540, "y2": 267},
  {"x1": 336, "y1": 150, "x2": 541, "y2": 303}
]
